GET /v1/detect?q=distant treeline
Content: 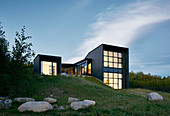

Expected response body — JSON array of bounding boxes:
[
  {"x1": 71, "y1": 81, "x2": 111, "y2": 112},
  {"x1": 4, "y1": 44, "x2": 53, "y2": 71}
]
[{"x1": 129, "y1": 71, "x2": 170, "y2": 93}]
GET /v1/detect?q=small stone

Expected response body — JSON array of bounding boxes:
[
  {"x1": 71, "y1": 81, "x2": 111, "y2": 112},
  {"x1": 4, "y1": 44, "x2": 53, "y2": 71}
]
[
  {"x1": 50, "y1": 94, "x2": 53, "y2": 97},
  {"x1": 4, "y1": 99, "x2": 12, "y2": 104},
  {"x1": 14, "y1": 97, "x2": 35, "y2": 102},
  {"x1": 58, "y1": 106, "x2": 64, "y2": 110},
  {"x1": 44, "y1": 98, "x2": 57, "y2": 103},
  {"x1": 68, "y1": 97, "x2": 79, "y2": 104},
  {"x1": 0, "y1": 100, "x2": 4, "y2": 109},
  {"x1": 147, "y1": 92, "x2": 163, "y2": 101},
  {"x1": 4, "y1": 99, "x2": 12, "y2": 109},
  {"x1": 0, "y1": 96, "x2": 8, "y2": 100},
  {"x1": 53, "y1": 104, "x2": 58, "y2": 109}
]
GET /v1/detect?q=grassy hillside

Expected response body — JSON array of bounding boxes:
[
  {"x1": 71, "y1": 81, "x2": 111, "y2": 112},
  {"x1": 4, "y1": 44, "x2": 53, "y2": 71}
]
[{"x1": 0, "y1": 75, "x2": 170, "y2": 115}]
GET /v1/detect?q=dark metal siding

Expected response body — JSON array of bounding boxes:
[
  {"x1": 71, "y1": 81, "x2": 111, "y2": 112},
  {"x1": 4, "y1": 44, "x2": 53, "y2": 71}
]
[
  {"x1": 85, "y1": 45, "x2": 103, "y2": 80},
  {"x1": 34, "y1": 54, "x2": 61, "y2": 74},
  {"x1": 33, "y1": 55, "x2": 40, "y2": 74}
]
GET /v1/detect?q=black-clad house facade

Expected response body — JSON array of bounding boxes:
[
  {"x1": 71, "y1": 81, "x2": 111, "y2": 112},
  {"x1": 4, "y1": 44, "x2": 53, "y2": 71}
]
[{"x1": 33, "y1": 44, "x2": 129, "y2": 89}]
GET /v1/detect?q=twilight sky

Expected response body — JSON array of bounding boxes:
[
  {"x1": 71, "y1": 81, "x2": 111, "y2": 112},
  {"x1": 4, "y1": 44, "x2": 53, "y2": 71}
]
[{"x1": 0, "y1": 0, "x2": 170, "y2": 76}]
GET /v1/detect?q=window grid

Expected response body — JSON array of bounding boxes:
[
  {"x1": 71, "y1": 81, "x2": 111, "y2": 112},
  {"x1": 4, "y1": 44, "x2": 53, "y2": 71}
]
[{"x1": 103, "y1": 50, "x2": 123, "y2": 89}]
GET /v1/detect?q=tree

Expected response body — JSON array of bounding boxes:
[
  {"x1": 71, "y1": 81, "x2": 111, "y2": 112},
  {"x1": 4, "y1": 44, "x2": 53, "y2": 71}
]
[
  {"x1": 10, "y1": 26, "x2": 35, "y2": 95},
  {"x1": 0, "y1": 22, "x2": 10, "y2": 74},
  {"x1": 0, "y1": 22, "x2": 11, "y2": 95}
]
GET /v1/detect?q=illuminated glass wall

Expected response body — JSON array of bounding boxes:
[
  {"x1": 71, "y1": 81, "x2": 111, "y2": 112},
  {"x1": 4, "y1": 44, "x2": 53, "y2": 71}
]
[
  {"x1": 76, "y1": 60, "x2": 91, "y2": 75},
  {"x1": 41, "y1": 61, "x2": 57, "y2": 75},
  {"x1": 103, "y1": 50, "x2": 123, "y2": 89}
]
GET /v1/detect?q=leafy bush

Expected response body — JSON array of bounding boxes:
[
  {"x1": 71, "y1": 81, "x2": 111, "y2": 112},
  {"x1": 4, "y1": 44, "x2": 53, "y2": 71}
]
[{"x1": 129, "y1": 71, "x2": 170, "y2": 92}]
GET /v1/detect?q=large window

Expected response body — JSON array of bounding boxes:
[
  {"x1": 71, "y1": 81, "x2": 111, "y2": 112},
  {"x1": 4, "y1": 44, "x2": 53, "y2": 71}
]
[
  {"x1": 104, "y1": 72, "x2": 122, "y2": 89},
  {"x1": 41, "y1": 61, "x2": 57, "y2": 75},
  {"x1": 104, "y1": 51, "x2": 122, "y2": 69},
  {"x1": 103, "y1": 50, "x2": 123, "y2": 89},
  {"x1": 77, "y1": 60, "x2": 91, "y2": 75}
]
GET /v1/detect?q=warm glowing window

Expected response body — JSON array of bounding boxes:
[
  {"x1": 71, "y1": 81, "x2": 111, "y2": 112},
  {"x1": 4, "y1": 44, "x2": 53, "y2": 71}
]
[
  {"x1": 114, "y1": 63, "x2": 118, "y2": 68},
  {"x1": 114, "y1": 73, "x2": 118, "y2": 78},
  {"x1": 53, "y1": 62, "x2": 57, "y2": 75},
  {"x1": 109, "y1": 62, "x2": 113, "y2": 68},
  {"x1": 103, "y1": 50, "x2": 123, "y2": 89},
  {"x1": 119, "y1": 79, "x2": 122, "y2": 89},
  {"x1": 119, "y1": 74, "x2": 122, "y2": 78},
  {"x1": 88, "y1": 63, "x2": 91, "y2": 74},
  {"x1": 104, "y1": 62, "x2": 108, "y2": 67},
  {"x1": 104, "y1": 56, "x2": 108, "y2": 61},
  {"x1": 114, "y1": 52, "x2": 118, "y2": 57},
  {"x1": 104, "y1": 51, "x2": 108, "y2": 56},
  {"x1": 82, "y1": 66, "x2": 84, "y2": 74},
  {"x1": 109, "y1": 51, "x2": 113, "y2": 56},
  {"x1": 109, "y1": 73, "x2": 113, "y2": 78},
  {"x1": 109, "y1": 79, "x2": 113, "y2": 83},
  {"x1": 114, "y1": 58, "x2": 118, "y2": 62},
  {"x1": 109, "y1": 57, "x2": 113, "y2": 62},
  {"x1": 109, "y1": 83, "x2": 113, "y2": 87},
  {"x1": 118, "y1": 53, "x2": 122, "y2": 58},
  {"x1": 114, "y1": 84, "x2": 118, "y2": 89},
  {"x1": 104, "y1": 72, "x2": 108, "y2": 77},
  {"x1": 119, "y1": 58, "x2": 122, "y2": 63},
  {"x1": 41, "y1": 61, "x2": 57, "y2": 75},
  {"x1": 118, "y1": 64, "x2": 122, "y2": 68},
  {"x1": 85, "y1": 66, "x2": 87, "y2": 74},
  {"x1": 104, "y1": 78, "x2": 108, "y2": 83},
  {"x1": 114, "y1": 79, "x2": 118, "y2": 83}
]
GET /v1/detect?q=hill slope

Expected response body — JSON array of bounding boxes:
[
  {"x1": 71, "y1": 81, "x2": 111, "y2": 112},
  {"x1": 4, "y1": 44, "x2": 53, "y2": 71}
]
[{"x1": 1, "y1": 75, "x2": 170, "y2": 115}]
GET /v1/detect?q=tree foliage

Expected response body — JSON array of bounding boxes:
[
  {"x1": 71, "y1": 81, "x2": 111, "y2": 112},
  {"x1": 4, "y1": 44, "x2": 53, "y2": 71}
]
[
  {"x1": 0, "y1": 22, "x2": 10, "y2": 74},
  {"x1": 0, "y1": 23, "x2": 35, "y2": 96},
  {"x1": 129, "y1": 71, "x2": 170, "y2": 92},
  {"x1": 9, "y1": 26, "x2": 35, "y2": 95}
]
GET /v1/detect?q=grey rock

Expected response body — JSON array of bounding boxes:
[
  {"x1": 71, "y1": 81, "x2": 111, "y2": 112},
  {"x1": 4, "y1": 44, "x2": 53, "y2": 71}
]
[
  {"x1": 70, "y1": 100, "x2": 96, "y2": 110},
  {"x1": 18, "y1": 101, "x2": 53, "y2": 112},
  {"x1": 4, "y1": 99, "x2": 12, "y2": 109},
  {"x1": 4, "y1": 99, "x2": 12, "y2": 104},
  {"x1": 0, "y1": 96, "x2": 8, "y2": 100},
  {"x1": 44, "y1": 97, "x2": 57, "y2": 103},
  {"x1": 68, "y1": 97, "x2": 79, "y2": 104},
  {"x1": 14, "y1": 97, "x2": 35, "y2": 102},
  {"x1": 83, "y1": 100, "x2": 96, "y2": 106},
  {"x1": 58, "y1": 106, "x2": 64, "y2": 110},
  {"x1": 147, "y1": 92, "x2": 163, "y2": 101},
  {"x1": 0, "y1": 100, "x2": 4, "y2": 108}
]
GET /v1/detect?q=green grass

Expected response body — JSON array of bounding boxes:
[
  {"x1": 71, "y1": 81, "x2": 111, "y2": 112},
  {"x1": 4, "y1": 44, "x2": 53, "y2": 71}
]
[{"x1": 0, "y1": 75, "x2": 170, "y2": 115}]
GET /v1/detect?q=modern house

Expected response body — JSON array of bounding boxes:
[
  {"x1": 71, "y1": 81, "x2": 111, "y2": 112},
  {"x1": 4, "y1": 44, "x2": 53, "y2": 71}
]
[{"x1": 33, "y1": 44, "x2": 129, "y2": 89}]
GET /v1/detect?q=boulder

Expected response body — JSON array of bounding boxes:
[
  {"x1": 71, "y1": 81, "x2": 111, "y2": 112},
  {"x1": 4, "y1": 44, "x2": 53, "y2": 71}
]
[
  {"x1": 68, "y1": 97, "x2": 79, "y2": 104},
  {"x1": 4, "y1": 99, "x2": 12, "y2": 109},
  {"x1": 18, "y1": 101, "x2": 53, "y2": 112},
  {"x1": 0, "y1": 100, "x2": 4, "y2": 108},
  {"x1": 83, "y1": 100, "x2": 96, "y2": 106},
  {"x1": 70, "y1": 100, "x2": 96, "y2": 110},
  {"x1": 14, "y1": 97, "x2": 35, "y2": 102},
  {"x1": 44, "y1": 97, "x2": 57, "y2": 103},
  {"x1": 147, "y1": 92, "x2": 163, "y2": 101}
]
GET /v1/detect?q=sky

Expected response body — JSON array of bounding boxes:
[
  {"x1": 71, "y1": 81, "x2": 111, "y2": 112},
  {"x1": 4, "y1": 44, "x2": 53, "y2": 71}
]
[{"x1": 0, "y1": 0, "x2": 170, "y2": 77}]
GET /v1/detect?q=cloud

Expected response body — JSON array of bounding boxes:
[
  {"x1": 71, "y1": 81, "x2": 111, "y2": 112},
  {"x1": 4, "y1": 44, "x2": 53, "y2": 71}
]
[{"x1": 66, "y1": 0, "x2": 170, "y2": 69}]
